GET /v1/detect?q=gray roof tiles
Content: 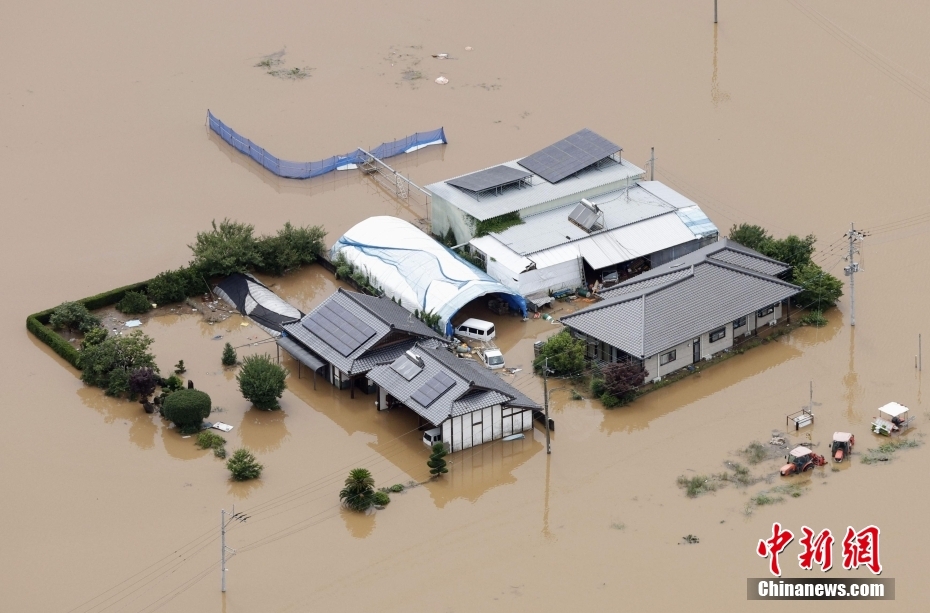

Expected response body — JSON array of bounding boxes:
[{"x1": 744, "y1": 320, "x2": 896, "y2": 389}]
[
  {"x1": 281, "y1": 289, "x2": 443, "y2": 375},
  {"x1": 563, "y1": 241, "x2": 801, "y2": 358},
  {"x1": 367, "y1": 343, "x2": 540, "y2": 425}
]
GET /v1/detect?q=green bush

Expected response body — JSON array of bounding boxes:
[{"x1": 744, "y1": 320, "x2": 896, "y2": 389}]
[
  {"x1": 237, "y1": 354, "x2": 288, "y2": 410},
  {"x1": 794, "y1": 264, "x2": 843, "y2": 309},
  {"x1": 190, "y1": 219, "x2": 263, "y2": 278},
  {"x1": 389, "y1": 484, "x2": 405, "y2": 493},
  {"x1": 373, "y1": 491, "x2": 391, "y2": 507},
  {"x1": 116, "y1": 291, "x2": 152, "y2": 314},
  {"x1": 221, "y1": 342, "x2": 237, "y2": 366},
  {"x1": 197, "y1": 431, "x2": 226, "y2": 458},
  {"x1": 227, "y1": 448, "x2": 263, "y2": 481},
  {"x1": 800, "y1": 310, "x2": 828, "y2": 327},
  {"x1": 533, "y1": 330, "x2": 585, "y2": 376},
  {"x1": 162, "y1": 389, "x2": 212, "y2": 433},
  {"x1": 49, "y1": 302, "x2": 101, "y2": 333},
  {"x1": 81, "y1": 280, "x2": 151, "y2": 311},
  {"x1": 590, "y1": 377, "x2": 606, "y2": 397},
  {"x1": 428, "y1": 442, "x2": 449, "y2": 476},
  {"x1": 174, "y1": 360, "x2": 186, "y2": 374},
  {"x1": 27, "y1": 314, "x2": 80, "y2": 368},
  {"x1": 600, "y1": 393, "x2": 621, "y2": 408},
  {"x1": 728, "y1": 224, "x2": 817, "y2": 283},
  {"x1": 79, "y1": 331, "x2": 158, "y2": 396},
  {"x1": 255, "y1": 222, "x2": 326, "y2": 276},
  {"x1": 146, "y1": 267, "x2": 204, "y2": 304},
  {"x1": 81, "y1": 327, "x2": 108, "y2": 350}
]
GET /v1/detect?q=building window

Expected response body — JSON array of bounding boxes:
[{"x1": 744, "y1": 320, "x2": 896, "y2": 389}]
[
  {"x1": 757, "y1": 305, "x2": 775, "y2": 318},
  {"x1": 660, "y1": 350, "x2": 676, "y2": 366},
  {"x1": 709, "y1": 327, "x2": 726, "y2": 343},
  {"x1": 733, "y1": 316, "x2": 747, "y2": 329}
]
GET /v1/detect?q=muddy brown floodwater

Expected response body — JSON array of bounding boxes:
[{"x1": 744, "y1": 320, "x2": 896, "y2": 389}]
[{"x1": 4, "y1": 1, "x2": 930, "y2": 611}]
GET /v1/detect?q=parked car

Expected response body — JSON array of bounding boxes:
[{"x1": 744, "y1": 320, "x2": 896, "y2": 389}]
[
  {"x1": 455, "y1": 318, "x2": 496, "y2": 341},
  {"x1": 422, "y1": 427, "x2": 443, "y2": 448},
  {"x1": 478, "y1": 348, "x2": 504, "y2": 370}
]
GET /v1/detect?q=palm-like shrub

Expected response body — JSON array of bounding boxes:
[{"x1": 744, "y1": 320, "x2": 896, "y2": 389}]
[{"x1": 340, "y1": 468, "x2": 376, "y2": 512}]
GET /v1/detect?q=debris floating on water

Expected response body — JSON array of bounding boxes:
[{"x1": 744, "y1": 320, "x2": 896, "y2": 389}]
[
  {"x1": 435, "y1": 76, "x2": 449, "y2": 85},
  {"x1": 125, "y1": 320, "x2": 142, "y2": 328}
]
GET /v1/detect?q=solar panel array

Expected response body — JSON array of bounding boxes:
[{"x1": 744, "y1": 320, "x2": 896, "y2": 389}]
[
  {"x1": 446, "y1": 165, "x2": 532, "y2": 194},
  {"x1": 518, "y1": 129, "x2": 621, "y2": 184},
  {"x1": 390, "y1": 354, "x2": 424, "y2": 381},
  {"x1": 302, "y1": 301, "x2": 376, "y2": 356},
  {"x1": 410, "y1": 371, "x2": 456, "y2": 407},
  {"x1": 568, "y1": 202, "x2": 600, "y2": 232}
]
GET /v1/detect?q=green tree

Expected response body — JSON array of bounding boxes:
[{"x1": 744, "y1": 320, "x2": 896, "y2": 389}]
[
  {"x1": 189, "y1": 219, "x2": 263, "y2": 277},
  {"x1": 255, "y1": 222, "x2": 326, "y2": 276},
  {"x1": 221, "y1": 342, "x2": 238, "y2": 366},
  {"x1": 793, "y1": 263, "x2": 843, "y2": 308},
  {"x1": 340, "y1": 468, "x2": 376, "y2": 512},
  {"x1": 80, "y1": 327, "x2": 108, "y2": 350},
  {"x1": 237, "y1": 354, "x2": 288, "y2": 410},
  {"x1": 533, "y1": 330, "x2": 585, "y2": 376},
  {"x1": 147, "y1": 267, "x2": 204, "y2": 304},
  {"x1": 728, "y1": 224, "x2": 772, "y2": 253},
  {"x1": 162, "y1": 389, "x2": 212, "y2": 434},
  {"x1": 427, "y1": 442, "x2": 449, "y2": 476},
  {"x1": 227, "y1": 448, "x2": 263, "y2": 481},
  {"x1": 79, "y1": 331, "x2": 157, "y2": 396},
  {"x1": 765, "y1": 234, "x2": 816, "y2": 281},
  {"x1": 49, "y1": 301, "x2": 101, "y2": 333},
  {"x1": 174, "y1": 359, "x2": 186, "y2": 374},
  {"x1": 116, "y1": 291, "x2": 152, "y2": 314}
]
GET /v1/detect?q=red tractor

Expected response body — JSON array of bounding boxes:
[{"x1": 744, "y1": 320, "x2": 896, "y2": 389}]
[
  {"x1": 780, "y1": 446, "x2": 827, "y2": 476},
  {"x1": 831, "y1": 432, "x2": 855, "y2": 463}
]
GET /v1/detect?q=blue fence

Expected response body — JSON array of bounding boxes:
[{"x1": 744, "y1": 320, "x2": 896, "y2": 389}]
[{"x1": 207, "y1": 110, "x2": 446, "y2": 179}]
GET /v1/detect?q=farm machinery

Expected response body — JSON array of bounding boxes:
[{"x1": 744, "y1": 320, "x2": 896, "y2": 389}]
[
  {"x1": 831, "y1": 432, "x2": 855, "y2": 462},
  {"x1": 780, "y1": 446, "x2": 827, "y2": 476}
]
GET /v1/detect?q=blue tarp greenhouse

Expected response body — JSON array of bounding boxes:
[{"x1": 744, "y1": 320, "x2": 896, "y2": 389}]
[{"x1": 332, "y1": 217, "x2": 527, "y2": 336}]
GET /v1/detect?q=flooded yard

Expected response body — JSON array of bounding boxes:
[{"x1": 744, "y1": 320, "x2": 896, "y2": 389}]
[{"x1": 3, "y1": 1, "x2": 930, "y2": 611}]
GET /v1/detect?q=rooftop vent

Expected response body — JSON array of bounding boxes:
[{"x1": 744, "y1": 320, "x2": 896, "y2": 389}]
[
  {"x1": 568, "y1": 198, "x2": 604, "y2": 233},
  {"x1": 405, "y1": 350, "x2": 424, "y2": 368}
]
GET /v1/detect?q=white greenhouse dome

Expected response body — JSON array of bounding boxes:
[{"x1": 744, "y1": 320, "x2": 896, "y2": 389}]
[{"x1": 331, "y1": 216, "x2": 527, "y2": 335}]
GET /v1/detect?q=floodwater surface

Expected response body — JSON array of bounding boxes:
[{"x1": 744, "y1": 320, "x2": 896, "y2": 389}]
[{"x1": 3, "y1": 1, "x2": 930, "y2": 611}]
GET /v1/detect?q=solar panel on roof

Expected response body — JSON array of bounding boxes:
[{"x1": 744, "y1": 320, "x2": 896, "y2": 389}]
[
  {"x1": 446, "y1": 165, "x2": 532, "y2": 194},
  {"x1": 390, "y1": 353, "x2": 424, "y2": 381},
  {"x1": 410, "y1": 371, "x2": 456, "y2": 407},
  {"x1": 518, "y1": 129, "x2": 621, "y2": 184},
  {"x1": 302, "y1": 301, "x2": 376, "y2": 357},
  {"x1": 568, "y1": 201, "x2": 602, "y2": 232}
]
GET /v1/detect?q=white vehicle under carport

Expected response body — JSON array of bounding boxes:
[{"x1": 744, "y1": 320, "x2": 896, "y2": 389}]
[{"x1": 423, "y1": 427, "x2": 443, "y2": 448}]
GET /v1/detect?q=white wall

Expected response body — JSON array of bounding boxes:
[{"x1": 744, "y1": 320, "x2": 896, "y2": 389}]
[
  {"x1": 431, "y1": 195, "x2": 475, "y2": 244},
  {"x1": 646, "y1": 339, "x2": 694, "y2": 381},
  {"x1": 441, "y1": 405, "x2": 533, "y2": 452},
  {"x1": 519, "y1": 260, "x2": 582, "y2": 295}
]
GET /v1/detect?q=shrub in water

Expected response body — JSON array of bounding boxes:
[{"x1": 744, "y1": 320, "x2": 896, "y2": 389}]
[
  {"x1": 50, "y1": 301, "x2": 101, "y2": 333},
  {"x1": 373, "y1": 491, "x2": 391, "y2": 507},
  {"x1": 79, "y1": 331, "x2": 157, "y2": 396},
  {"x1": 189, "y1": 219, "x2": 263, "y2": 278},
  {"x1": 340, "y1": 468, "x2": 376, "y2": 512},
  {"x1": 162, "y1": 389, "x2": 212, "y2": 434},
  {"x1": 227, "y1": 448, "x2": 263, "y2": 481},
  {"x1": 146, "y1": 267, "x2": 203, "y2": 305},
  {"x1": 80, "y1": 327, "x2": 108, "y2": 350},
  {"x1": 221, "y1": 342, "x2": 237, "y2": 366},
  {"x1": 237, "y1": 354, "x2": 287, "y2": 410},
  {"x1": 427, "y1": 442, "x2": 449, "y2": 476},
  {"x1": 116, "y1": 291, "x2": 152, "y2": 314},
  {"x1": 255, "y1": 222, "x2": 326, "y2": 276},
  {"x1": 174, "y1": 359, "x2": 186, "y2": 374}
]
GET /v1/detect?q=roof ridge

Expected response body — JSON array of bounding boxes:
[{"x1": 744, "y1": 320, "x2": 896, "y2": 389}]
[
  {"x1": 705, "y1": 259, "x2": 801, "y2": 289},
  {"x1": 565, "y1": 268, "x2": 695, "y2": 319},
  {"x1": 717, "y1": 240, "x2": 789, "y2": 266},
  {"x1": 340, "y1": 290, "x2": 397, "y2": 329}
]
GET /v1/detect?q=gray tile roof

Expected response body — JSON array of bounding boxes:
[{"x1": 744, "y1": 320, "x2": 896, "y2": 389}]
[
  {"x1": 367, "y1": 343, "x2": 540, "y2": 426},
  {"x1": 562, "y1": 245, "x2": 801, "y2": 358},
  {"x1": 281, "y1": 288, "x2": 444, "y2": 376}
]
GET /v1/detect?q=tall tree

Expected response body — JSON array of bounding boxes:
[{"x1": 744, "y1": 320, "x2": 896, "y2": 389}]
[
  {"x1": 428, "y1": 442, "x2": 449, "y2": 477},
  {"x1": 340, "y1": 468, "x2": 376, "y2": 512}
]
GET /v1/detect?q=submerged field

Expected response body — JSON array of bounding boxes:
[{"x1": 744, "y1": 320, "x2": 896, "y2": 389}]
[{"x1": 4, "y1": 1, "x2": 930, "y2": 611}]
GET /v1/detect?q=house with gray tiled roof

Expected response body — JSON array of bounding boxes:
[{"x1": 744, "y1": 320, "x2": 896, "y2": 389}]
[
  {"x1": 278, "y1": 288, "x2": 445, "y2": 396},
  {"x1": 560, "y1": 239, "x2": 801, "y2": 382},
  {"x1": 367, "y1": 342, "x2": 541, "y2": 452}
]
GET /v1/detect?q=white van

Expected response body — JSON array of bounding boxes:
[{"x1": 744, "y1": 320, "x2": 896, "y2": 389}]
[
  {"x1": 478, "y1": 348, "x2": 505, "y2": 370},
  {"x1": 422, "y1": 427, "x2": 443, "y2": 448},
  {"x1": 455, "y1": 318, "x2": 496, "y2": 341}
]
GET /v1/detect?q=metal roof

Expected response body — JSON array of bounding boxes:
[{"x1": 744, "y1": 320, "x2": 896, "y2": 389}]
[
  {"x1": 276, "y1": 336, "x2": 326, "y2": 372},
  {"x1": 877, "y1": 402, "x2": 909, "y2": 418},
  {"x1": 561, "y1": 256, "x2": 801, "y2": 358},
  {"x1": 427, "y1": 158, "x2": 645, "y2": 221},
  {"x1": 446, "y1": 165, "x2": 532, "y2": 196},
  {"x1": 367, "y1": 343, "x2": 540, "y2": 425},
  {"x1": 518, "y1": 129, "x2": 621, "y2": 184},
  {"x1": 833, "y1": 432, "x2": 853, "y2": 442},
  {"x1": 790, "y1": 446, "x2": 813, "y2": 457}
]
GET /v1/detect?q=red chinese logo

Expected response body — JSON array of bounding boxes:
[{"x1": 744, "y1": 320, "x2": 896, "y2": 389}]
[
  {"x1": 757, "y1": 522, "x2": 794, "y2": 577},
  {"x1": 798, "y1": 527, "x2": 833, "y2": 572},
  {"x1": 842, "y1": 525, "x2": 882, "y2": 575}
]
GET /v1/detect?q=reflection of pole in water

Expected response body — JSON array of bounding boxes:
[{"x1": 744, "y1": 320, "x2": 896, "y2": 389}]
[
  {"x1": 843, "y1": 326, "x2": 862, "y2": 423},
  {"x1": 711, "y1": 24, "x2": 730, "y2": 107},
  {"x1": 542, "y1": 455, "x2": 553, "y2": 539}
]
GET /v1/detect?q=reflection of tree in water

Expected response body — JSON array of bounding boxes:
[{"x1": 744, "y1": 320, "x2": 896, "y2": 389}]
[
  {"x1": 239, "y1": 408, "x2": 291, "y2": 452},
  {"x1": 340, "y1": 507, "x2": 376, "y2": 539},
  {"x1": 228, "y1": 478, "x2": 264, "y2": 500},
  {"x1": 76, "y1": 386, "x2": 157, "y2": 450}
]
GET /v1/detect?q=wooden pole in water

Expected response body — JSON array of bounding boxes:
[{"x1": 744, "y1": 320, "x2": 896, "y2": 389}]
[{"x1": 714, "y1": 0, "x2": 718, "y2": 23}]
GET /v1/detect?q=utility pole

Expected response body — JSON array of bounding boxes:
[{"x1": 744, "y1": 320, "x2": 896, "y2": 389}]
[
  {"x1": 714, "y1": 0, "x2": 718, "y2": 23},
  {"x1": 844, "y1": 222, "x2": 863, "y2": 326},
  {"x1": 221, "y1": 508, "x2": 248, "y2": 593},
  {"x1": 649, "y1": 147, "x2": 655, "y2": 181},
  {"x1": 543, "y1": 357, "x2": 551, "y2": 454}
]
